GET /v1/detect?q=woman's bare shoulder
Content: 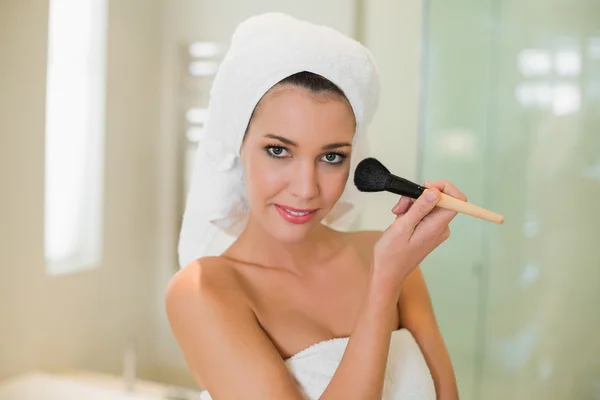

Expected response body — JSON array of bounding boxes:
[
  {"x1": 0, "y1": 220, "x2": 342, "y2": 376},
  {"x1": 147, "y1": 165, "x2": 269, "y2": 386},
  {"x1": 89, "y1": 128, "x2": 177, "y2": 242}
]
[
  {"x1": 346, "y1": 229, "x2": 383, "y2": 248},
  {"x1": 165, "y1": 256, "x2": 250, "y2": 319},
  {"x1": 164, "y1": 257, "x2": 302, "y2": 394}
]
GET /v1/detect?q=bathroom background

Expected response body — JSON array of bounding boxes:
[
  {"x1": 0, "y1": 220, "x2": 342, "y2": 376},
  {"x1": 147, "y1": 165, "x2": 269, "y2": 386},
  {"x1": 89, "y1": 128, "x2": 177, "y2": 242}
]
[{"x1": 0, "y1": 0, "x2": 598, "y2": 399}]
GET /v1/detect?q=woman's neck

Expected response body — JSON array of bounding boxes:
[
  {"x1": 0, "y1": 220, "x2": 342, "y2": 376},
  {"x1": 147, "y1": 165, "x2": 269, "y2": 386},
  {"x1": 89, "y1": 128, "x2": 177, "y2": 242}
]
[{"x1": 225, "y1": 218, "x2": 346, "y2": 275}]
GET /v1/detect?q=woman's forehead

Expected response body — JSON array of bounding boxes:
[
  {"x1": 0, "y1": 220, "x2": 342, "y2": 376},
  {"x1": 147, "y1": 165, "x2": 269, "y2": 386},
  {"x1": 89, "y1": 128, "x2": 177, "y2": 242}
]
[{"x1": 251, "y1": 87, "x2": 355, "y2": 133}]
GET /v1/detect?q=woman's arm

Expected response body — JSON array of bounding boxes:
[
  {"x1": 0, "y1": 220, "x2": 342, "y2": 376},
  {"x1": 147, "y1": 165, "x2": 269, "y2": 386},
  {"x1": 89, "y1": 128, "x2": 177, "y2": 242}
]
[
  {"x1": 360, "y1": 230, "x2": 459, "y2": 399},
  {"x1": 166, "y1": 261, "x2": 305, "y2": 399},
  {"x1": 398, "y1": 267, "x2": 459, "y2": 400},
  {"x1": 388, "y1": 179, "x2": 464, "y2": 399}
]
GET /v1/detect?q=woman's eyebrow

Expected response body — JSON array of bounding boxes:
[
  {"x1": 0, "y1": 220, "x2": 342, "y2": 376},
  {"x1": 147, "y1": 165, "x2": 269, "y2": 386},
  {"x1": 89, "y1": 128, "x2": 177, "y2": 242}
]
[
  {"x1": 264, "y1": 133, "x2": 297, "y2": 147},
  {"x1": 264, "y1": 133, "x2": 352, "y2": 150},
  {"x1": 321, "y1": 142, "x2": 352, "y2": 150}
]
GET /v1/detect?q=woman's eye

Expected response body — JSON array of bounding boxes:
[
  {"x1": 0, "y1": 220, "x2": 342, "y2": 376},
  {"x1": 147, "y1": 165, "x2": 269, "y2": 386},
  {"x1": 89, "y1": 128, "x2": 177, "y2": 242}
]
[
  {"x1": 267, "y1": 146, "x2": 289, "y2": 158},
  {"x1": 322, "y1": 153, "x2": 345, "y2": 164}
]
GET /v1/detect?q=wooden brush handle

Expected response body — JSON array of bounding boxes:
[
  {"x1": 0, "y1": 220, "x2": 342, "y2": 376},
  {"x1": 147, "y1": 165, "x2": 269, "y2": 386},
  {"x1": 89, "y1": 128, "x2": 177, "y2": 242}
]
[{"x1": 437, "y1": 193, "x2": 504, "y2": 224}]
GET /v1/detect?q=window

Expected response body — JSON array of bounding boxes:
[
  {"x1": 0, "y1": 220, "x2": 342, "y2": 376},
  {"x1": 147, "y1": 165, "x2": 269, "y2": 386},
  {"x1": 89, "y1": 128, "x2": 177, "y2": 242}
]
[
  {"x1": 44, "y1": 0, "x2": 108, "y2": 275},
  {"x1": 516, "y1": 48, "x2": 581, "y2": 116}
]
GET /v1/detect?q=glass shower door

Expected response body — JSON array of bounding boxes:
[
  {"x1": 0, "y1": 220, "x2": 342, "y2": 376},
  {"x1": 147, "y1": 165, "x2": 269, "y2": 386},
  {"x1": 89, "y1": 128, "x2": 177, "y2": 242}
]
[
  {"x1": 480, "y1": 1, "x2": 600, "y2": 398},
  {"x1": 418, "y1": 0, "x2": 498, "y2": 399},
  {"x1": 420, "y1": 0, "x2": 600, "y2": 398}
]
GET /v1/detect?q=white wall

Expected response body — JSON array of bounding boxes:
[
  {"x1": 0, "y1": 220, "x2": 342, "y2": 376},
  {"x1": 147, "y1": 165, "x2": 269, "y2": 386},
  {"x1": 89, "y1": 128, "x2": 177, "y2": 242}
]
[
  {"x1": 0, "y1": 0, "x2": 163, "y2": 381},
  {"x1": 357, "y1": 0, "x2": 424, "y2": 231}
]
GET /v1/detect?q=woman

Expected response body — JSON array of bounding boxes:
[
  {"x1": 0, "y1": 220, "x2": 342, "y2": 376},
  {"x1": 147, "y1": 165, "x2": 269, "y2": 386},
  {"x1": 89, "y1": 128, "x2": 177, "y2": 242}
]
[{"x1": 167, "y1": 13, "x2": 462, "y2": 400}]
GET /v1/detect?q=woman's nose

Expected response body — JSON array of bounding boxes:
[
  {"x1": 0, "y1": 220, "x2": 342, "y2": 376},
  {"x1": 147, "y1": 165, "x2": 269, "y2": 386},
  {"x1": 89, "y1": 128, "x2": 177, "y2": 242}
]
[{"x1": 289, "y1": 161, "x2": 319, "y2": 200}]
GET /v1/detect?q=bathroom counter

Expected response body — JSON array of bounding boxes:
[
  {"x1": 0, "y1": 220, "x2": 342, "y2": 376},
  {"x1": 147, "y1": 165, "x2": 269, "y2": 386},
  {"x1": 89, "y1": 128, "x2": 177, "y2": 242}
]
[{"x1": 0, "y1": 370, "x2": 199, "y2": 400}]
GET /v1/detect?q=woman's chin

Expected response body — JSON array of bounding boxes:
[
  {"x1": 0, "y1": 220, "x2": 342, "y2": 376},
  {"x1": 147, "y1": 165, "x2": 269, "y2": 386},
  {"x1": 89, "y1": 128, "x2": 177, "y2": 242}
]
[{"x1": 268, "y1": 216, "x2": 323, "y2": 243}]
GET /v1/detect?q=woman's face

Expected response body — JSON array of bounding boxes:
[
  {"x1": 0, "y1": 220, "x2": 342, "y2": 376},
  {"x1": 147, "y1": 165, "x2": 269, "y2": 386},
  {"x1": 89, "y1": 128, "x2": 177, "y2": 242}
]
[{"x1": 240, "y1": 85, "x2": 356, "y2": 243}]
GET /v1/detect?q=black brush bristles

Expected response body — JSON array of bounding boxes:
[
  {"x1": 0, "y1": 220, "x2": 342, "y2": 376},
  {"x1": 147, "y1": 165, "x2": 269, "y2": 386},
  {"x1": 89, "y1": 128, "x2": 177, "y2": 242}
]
[
  {"x1": 353, "y1": 157, "x2": 390, "y2": 192},
  {"x1": 354, "y1": 157, "x2": 426, "y2": 199}
]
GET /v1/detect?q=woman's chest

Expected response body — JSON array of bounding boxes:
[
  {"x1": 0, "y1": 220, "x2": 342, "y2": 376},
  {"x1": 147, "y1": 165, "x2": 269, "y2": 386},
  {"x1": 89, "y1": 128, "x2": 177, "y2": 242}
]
[{"x1": 239, "y1": 254, "x2": 398, "y2": 359}]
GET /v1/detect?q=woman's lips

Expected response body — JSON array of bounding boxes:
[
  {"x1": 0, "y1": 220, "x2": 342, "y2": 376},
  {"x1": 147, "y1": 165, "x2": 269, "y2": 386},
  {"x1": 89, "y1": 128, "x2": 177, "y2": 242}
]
[{"x1": 274, "y1": 204, "x2": 318, "y2": 224}]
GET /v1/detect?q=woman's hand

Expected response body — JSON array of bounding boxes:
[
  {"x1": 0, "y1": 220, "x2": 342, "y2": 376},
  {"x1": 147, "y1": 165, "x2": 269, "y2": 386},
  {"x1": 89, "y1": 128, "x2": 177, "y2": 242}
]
[{"x1": 371, "y1": 180, "x2": 467, "y2": 297}]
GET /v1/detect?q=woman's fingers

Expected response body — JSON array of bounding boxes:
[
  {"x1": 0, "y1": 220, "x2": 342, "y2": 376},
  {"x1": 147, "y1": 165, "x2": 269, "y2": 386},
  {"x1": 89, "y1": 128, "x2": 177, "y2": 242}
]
[
  {"x1": 395, "y1": 188, "x2": 441, "y2": 231},
  {"x1": 392, "y1": 196, "x2": 414, "y2": 216},
  {"x1": 423, "y1": 180, "x2": 467, "y2": 202},
  {"x1": 421, "y1": 180, "x2": 466, "y2": 226},
  {"x1": 391, "y1": 180, "x2": 467, "y2": 231}
]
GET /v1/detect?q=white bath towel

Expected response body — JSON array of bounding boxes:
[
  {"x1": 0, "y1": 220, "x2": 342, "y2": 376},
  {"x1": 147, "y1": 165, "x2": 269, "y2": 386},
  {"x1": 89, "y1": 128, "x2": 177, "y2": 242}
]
[
  {"x1": 198, "y1": 329, "x2": 436, "y2": 399},
  {"x1": 178, "y1": 12, "x2": 380, "y2": 267}
]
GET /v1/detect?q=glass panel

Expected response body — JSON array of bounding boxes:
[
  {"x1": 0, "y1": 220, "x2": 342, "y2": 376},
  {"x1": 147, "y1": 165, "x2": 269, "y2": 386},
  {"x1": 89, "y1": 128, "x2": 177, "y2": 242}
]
[
  {"x1": 419, "y1": 1, "x2": 496, "y2": 398},
  {"x1": 421, "y1": 0, "x2": 600, "y2": 398},
  {"x1": 482, "y1": 1, "x2": 600, "y2": 398}
]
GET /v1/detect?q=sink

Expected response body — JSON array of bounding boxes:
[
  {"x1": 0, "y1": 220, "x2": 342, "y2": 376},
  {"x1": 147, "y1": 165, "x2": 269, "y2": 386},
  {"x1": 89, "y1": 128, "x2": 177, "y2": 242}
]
[{"x1": 0, "y1": 371, "x2": 200, "y2": 400}]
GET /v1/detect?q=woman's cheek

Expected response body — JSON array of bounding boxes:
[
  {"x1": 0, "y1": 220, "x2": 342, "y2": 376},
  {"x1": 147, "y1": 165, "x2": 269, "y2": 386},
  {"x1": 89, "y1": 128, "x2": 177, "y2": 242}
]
[
  {"x1": 320, "y1": 166, "x2": 350, "y2": 202},
  {"x1": 246, "y1": 156, "x2": 288, "y2": 197}
]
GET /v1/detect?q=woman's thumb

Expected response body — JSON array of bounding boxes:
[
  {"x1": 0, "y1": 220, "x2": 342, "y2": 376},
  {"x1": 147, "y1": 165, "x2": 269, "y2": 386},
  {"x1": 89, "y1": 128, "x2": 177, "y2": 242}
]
[{"x1": 399, "y1": 188, "x2": 440, "y2": 230}]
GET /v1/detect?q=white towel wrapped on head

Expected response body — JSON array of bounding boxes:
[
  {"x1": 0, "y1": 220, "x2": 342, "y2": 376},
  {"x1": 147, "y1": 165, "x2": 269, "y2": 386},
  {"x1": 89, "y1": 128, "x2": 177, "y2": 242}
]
[{"x1": 178, "y1": 12, "x2": 380, "y2": 267}]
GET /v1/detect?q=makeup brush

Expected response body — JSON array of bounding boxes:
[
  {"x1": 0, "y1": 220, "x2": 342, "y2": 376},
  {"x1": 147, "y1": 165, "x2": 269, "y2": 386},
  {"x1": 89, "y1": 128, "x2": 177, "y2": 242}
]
[{"x1": 354, "y1": 158, "x2": 504, "y2": 224}]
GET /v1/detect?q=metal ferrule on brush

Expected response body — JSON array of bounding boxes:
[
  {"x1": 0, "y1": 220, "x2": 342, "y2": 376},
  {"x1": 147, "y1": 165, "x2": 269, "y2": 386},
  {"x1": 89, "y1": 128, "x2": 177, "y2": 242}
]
[{"x1": 384, "y1": 174, "x2": 426, "y2": 199}]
